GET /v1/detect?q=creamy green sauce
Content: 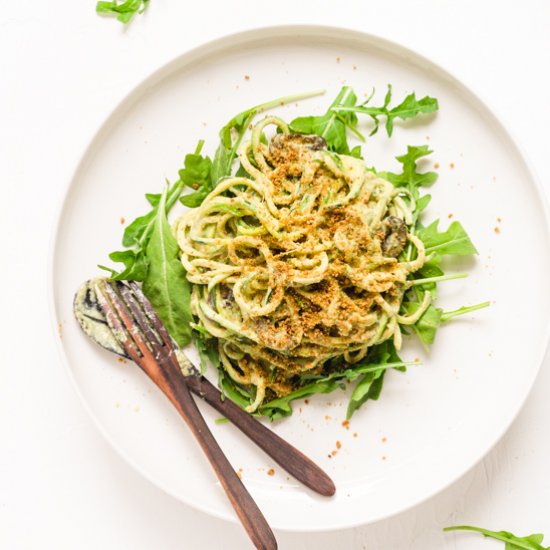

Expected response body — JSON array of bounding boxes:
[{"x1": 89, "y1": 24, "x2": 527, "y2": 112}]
[
  {"x1": 74, "y1": 278, "x2": 197, "y2": 377},
  {"x1": 74, "y1": 278, "x2": 126, "y2": 356}
]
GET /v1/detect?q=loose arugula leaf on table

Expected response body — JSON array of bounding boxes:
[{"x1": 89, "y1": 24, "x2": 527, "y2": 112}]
[
  {"x1": 444, "y1": 525, "x2": 549, "y2": 550},
  {"x1": 141, "y1": 187, "x2": 193, "y2": 347},
  {"x1": 332, "y1": 85, "x2": 438, "y2": 137},
  {"x1": 96, "y1": 0, "x2": 149, "y2": 24}
]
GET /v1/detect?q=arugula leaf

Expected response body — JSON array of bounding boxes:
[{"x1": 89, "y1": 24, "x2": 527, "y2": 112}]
[
  {"x1": 346, "y1": 370, "x2": 386, "y2": 419},
  {"x1": 417, "y1": 219, "x2": 478, "y2": 256},
  {"x1": 99, "y1": 249, "x2": 148, "y2": 281},
  {"x1": 141, "y1": 187, "x2": 193, "y2": 347},
  {"x1": 218, "y1": 368, "x2": 255, "y2": 408},
  {"x1": 414, "y1": 304, "x2": 443, "y2": 346},
  {"x1": 441, "y1": 301, "x2": 490, "y2": 321},
  {"x1": 194, "y1": 332, "x2": 220, "y2": 375},
  {"x1": 401, "y1": 296, "x2": 489, "y2": 348},
  {"x1": 444, "y1": 525, "x2": 549, "y2": 550},
  {"x1": 100, "y1": 180, "x2": 183, "y2": 279},
  {"x1": 332, "y1": 85, "x2": 438, "y2": 137},
  {"x1": 96, "y1": 0, "x2": 149, "y2": 24},
  {"x1": 122, "y1": 180, "x2": 183, "y2": 248},
  {"x1": 211, "y1": 143, "x2": 233, "y2": 185},
  {"x1": 346, "y1": 340, "x2": 405, "y2": 418},
  {"x1": 178, "y1": 140, "x2": 213, "y2": 208},
  {"x1": 378, "y1": 145, "x2": 438, "y2": 202},
  {"x1": 259, "y1": 379, "x2": 345, "y2": 421},
  {"x1": 416, "y1": 261, "x2": 444, "y2": 279},
  {"x1": 290, "y1": 86, "x2": 359, "y2": 154},
  {"x1": 258, "y1": 341, "x2": 409, "y2": 420},
  {"x1": 179, "y1": 188, "x2": 210, "y2": 208},
  {"x1": 384, "y1": 89, "x2": 439, "y2": 136},
  {"x1": 212, "y1": 89, "x2": 325, "y2": 183},
  {"x1": 179, "y1": 141, "x2": 212, "y2": 187}
]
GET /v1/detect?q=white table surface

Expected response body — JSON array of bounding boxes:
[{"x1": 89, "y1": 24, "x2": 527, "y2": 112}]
[{"x1": 2, "y1": 2, "x2": 549, "y2": 549}]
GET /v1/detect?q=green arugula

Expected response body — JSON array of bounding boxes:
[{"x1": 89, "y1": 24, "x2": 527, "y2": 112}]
[
  {"x1": 346, "y1": 370, "x2": 385, "y2": 419},
  {"x1": 417, "y1": 219, "x2": 478, "y2": 256},
  {"x1": 258, "y1": 380, "x2": 344, "y2": 420},
  {"x1": 441, "y1": 302, "x2": 491, "y2": 321},
  {"x1": 96, "y1": 0, "x2": 149, "y2": 24},
  {"x1": 289, "y1": 86, "x2": 360, "y2": 154},
  {"x1": 378, "y1": 144, "x2": 438, "y2": 208},
  {"x1": 99, "y1": 179, "x2": 183, "y2": 281},
  {"x1": 331, "y1": 85, "x2": 438, "y2": 137},
  {"x1": 290, "y1": 86, "x2": 438, "y2": 155},
  {"x1": 97, "y1": 85, "x2": 486, "y2": 420},
  {"x1": 444, "y1": 525, "x2": 549, "y2": 550},
  {"x1": 259, "y1": 341, "x2": 411, "y2": 421},
  {"x1": 212, "y1": 90, "x2": 325, "y2": 184},
  {"x1": 179, "y1": 140, "x2": 214, "y2": 207},
  {"x1": 375, "y1": 144, "x2": 487, "y2": 351},
  {"x1": 346, "y1": 340, "x2": 403, "y2": 419},
  {"x1": 141, "y1": 187, "x2": 192, "y2": 347},
  {"x1": 194, "y1": 331, "x2": 220, "y2": 375}
]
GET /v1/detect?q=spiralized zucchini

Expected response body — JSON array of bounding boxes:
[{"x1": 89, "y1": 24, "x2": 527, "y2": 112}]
[{"x1": 175, "y1": 117, "x2": 428, "y2": 412}]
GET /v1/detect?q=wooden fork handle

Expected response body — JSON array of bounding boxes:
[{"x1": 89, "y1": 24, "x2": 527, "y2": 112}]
[
  {"x1": 185, "y1": 375, "x2": 336, "y2": 497},
  {"x1": 159, "y1": 372, "x2": 277, "y2": 550}
]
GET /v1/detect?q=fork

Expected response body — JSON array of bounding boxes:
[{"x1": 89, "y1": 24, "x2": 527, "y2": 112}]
[
  {"x1": 94, "y1": 279, "x2": 276, "y2": 549},
  {"x1": 80, "y1": 278, "x2": 335, "y2": 497}
]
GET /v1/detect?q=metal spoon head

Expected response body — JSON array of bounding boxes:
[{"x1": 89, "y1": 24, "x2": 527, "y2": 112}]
[{"x1": 73, "y1": 277, "x2": 130, "y2": 359}]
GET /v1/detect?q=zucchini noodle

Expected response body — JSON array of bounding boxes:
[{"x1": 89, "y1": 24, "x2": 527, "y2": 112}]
[{"x1": 175, "y1": 117, "x2": 427, "y2": 412}]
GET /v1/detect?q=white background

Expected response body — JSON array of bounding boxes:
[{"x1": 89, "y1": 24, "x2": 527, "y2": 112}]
[{"x1": 2, "y1": 2, "x2": 549, "y2": 549}]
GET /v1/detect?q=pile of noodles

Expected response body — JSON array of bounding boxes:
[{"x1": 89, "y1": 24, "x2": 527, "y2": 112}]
[{"x1": 175, "y1": 116, "x2": 429, "y2": 411}]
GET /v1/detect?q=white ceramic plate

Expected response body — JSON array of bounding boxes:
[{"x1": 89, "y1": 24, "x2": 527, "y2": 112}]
[{"x1": 51, "y1": 26, "x2": 550, "y2": 531}]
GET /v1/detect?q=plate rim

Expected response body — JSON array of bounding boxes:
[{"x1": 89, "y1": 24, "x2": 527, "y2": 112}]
[{"x1": 48, "y1": 23, "x2": 550, "y2": 532}]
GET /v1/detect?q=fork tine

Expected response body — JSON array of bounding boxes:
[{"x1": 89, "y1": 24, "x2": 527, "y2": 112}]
[
  {"x1": 115, "y1": 281, "x2": 165, "y2": 358},
  {"x1": 100, "y1": 281, "x2": 154, "y2": 362},
  {"x1": 128, "y1": 281, "x2": 175, "y2": 351},
  {"x1": 91, "y1": 280, "x2": 142, "y2": 363}
]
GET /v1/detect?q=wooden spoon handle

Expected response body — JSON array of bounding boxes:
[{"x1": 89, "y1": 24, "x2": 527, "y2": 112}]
[
  {"x1": 185, "y1": 375, "x2": 336, "y2": 497},
  {"x1": 161, "y1": 373, "x2": 277, "y2": 550}
]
